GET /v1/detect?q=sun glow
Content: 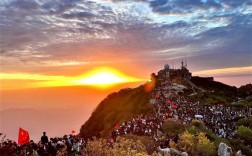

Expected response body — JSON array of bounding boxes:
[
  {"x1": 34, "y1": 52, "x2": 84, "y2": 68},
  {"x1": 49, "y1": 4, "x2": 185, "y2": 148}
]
[
  {"x1": 78, "y1": 72, "x2": 125, "y2": 85},
  {"x1": 0, "y1": 67, "x2": 145, "y2": 90},
  {"x1": 194, "y1": 66, "x2": 252, "y2": 77},
  {"x1": 75, "y1": 67, "x2": 142, "y2": 87}
]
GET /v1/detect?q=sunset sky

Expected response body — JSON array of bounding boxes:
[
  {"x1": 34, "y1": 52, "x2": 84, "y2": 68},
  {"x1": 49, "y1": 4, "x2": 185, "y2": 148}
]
[
  {"x1": 0, "y1": 0, "x2": 251, "y2": 90},
  {"x1": 0, "y1": 0, "x2": 251, "y2": 142}
]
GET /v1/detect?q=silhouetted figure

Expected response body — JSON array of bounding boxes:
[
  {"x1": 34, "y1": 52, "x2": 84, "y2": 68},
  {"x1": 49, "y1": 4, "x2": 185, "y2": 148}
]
[{"x1": 41, "y1": 132, "x2": 49, "y2": 144}]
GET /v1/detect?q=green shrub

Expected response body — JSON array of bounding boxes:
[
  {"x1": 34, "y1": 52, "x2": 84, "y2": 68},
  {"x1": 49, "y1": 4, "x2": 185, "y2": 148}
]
[
  {"x1": 177, "y1": 130, "x2": 197, "y2": 154},
  {"x1": 230, "y1": 139, "x2": 252, "y2": 156},
  {"x1": 188, "y1": 126, "x2": 197, "y2": 135},
  {"x1": 237, "y1": 125, "x2": 252, "y2": 141},
  {"x1": 177, "y1": 131, "x2": 216, "y2": 156},
  {"x1": 191, "y1": 119, "x2": 204, "y2": 128},
  {"x1": 162, "y1": 119, "x2": 186, "y2": 135},
  {"x1": 122, "y1": 135, "x2": 158, "y2": 155},
  {"x1": 237, "y1": 117, "x2": 252, "y2": 129},
  {"x1": 197, "y1": 132, "x2": 215, "y2": 156},
  {"x1": 83, "y1": 136, "x2": 149, "y2": 156}
]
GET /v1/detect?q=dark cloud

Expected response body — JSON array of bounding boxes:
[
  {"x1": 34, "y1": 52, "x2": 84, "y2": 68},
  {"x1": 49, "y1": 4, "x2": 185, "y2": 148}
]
[
  {"x1": 41, "y1": 0, "x2": 78, "y2": 15},
  {"x1": 221, "y1": 0, "x2": 249, "y2": 8},
  {"x1": 150, "y1": 0, "x2": 168, "y2": 7},
  {"x1": 61, "y1": 12, "x2": 96, "y2": 19},
  {"x1": 196, "y1": 13, "x2": 252, "y2": 41},
  {"x1": 205, "y1": 0, "x2": 222, "y2": 9},
  {"x1": 111, "y1": 0, "x2": 222, "y2": 14},
  {"x1": 110, "y1": 0, "x2": 250, "y2": 15},
  {"x1": 188, "y1": 13, "x2": 252, "y2": 69},
  {"x1": 9, "y1": 0, "x2": 39, "y2": 10}
]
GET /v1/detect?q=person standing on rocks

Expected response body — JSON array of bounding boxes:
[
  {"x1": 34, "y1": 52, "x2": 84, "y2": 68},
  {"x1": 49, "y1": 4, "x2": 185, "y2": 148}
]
[{"x1": 41, "y1": 132, "x2": 49, "y2": 144}]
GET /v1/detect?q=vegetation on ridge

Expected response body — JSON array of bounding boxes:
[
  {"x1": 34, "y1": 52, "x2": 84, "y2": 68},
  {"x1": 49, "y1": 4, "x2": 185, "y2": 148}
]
[{"x1": 80, "y1": 86, "x2": 153, "y2": 138}]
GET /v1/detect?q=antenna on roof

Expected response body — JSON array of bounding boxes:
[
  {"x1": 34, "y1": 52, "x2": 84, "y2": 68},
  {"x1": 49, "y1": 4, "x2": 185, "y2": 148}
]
[
  {"x1": 181, "y1": 58, "x2": 184, "y2": 69},
  {"x1": 185, "y1": 53, "x2": 187, "y2": 68}
]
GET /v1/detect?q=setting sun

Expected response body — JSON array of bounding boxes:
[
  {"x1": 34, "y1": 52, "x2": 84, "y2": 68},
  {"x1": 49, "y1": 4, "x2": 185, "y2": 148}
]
[
  {"x1": 75, "y1": 67, "x2": 143, "y2": 87},
  {"x1": 78, "y1": 72, "x2": 125, "y2": 85}
]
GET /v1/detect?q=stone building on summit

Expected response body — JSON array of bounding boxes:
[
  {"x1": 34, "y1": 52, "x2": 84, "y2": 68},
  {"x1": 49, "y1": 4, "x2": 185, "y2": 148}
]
[
  {"x1": 153, "y1": 60, "x2": 214, "y2": 90},
  {"x1": 156, "y1": 60, "x2": 192, "y2": 83}
]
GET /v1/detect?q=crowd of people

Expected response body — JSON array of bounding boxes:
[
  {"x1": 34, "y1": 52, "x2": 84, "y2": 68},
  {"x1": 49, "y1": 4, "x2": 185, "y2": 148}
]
[
  {"x1": 111, "y1": 79, "x2": 252, "y2": 147},
  {"x1": 152, "y1": 81, "x2": 251, "y2": 139},
  {"x1": 110, "y1": 113, "x2": 164, "y2": 142},
  {"x1": 0, "y1": 132, "x2": 86, "y2": 156}
]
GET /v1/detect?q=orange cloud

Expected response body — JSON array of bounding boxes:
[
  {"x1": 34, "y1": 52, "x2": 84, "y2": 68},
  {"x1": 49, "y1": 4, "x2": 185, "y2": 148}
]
[{"x1": 193, "y1": 66, "x2": 252, "y2": 77}]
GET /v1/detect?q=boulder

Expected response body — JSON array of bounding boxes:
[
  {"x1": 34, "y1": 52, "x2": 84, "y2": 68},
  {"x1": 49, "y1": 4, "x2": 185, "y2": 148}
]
[
  {"x1": 157, "y1": 147, "x2": 171, "y2": 156},
  {"x1": 180, "y1": 152, "x2": 189, "y2": 156},
  {"x1": 218, "y1": 142, "x2": 233, "y2": 156},
  {"x1": 169, "y1": 148, "x2": 181, "y2": 156},
  {"x1": 157, "y1": 147, "x2": 181, "y2": 156}
]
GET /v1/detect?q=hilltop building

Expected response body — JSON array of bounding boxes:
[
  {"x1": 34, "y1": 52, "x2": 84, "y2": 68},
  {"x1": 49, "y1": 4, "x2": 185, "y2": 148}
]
[
  {"x1": 153, "y1": 60, "x2": 214, "y2": 90},
  {"x1": 156, "y1": 60, "x2": 192, "y2": 83}
]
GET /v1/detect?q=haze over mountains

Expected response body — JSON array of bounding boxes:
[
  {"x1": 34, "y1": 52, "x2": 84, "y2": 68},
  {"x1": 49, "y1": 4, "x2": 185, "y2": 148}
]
[
  {"x1": 0, "y1": 82, "x2": 142, "y2": 142},
  {"x1": 1, "y1": 108, "x2": 87, "y2": 142}
]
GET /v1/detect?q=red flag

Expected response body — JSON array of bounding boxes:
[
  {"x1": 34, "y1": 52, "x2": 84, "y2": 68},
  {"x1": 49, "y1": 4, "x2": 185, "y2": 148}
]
[
  {"x1": 18, "y1": 127, "x2": 30, "y2": 145},
  {"x1": 172, "y1": 105, "x2": 178, "y2": 109},
  {"x1": 172, "y1": 104, "x2": 177, "y2": 109},
  {"x1": 71, "y1": 130, "x2": 76, "y2": 134},
  {"x1": 115, "y1": 124, "x2": 119, "y2": 129}
]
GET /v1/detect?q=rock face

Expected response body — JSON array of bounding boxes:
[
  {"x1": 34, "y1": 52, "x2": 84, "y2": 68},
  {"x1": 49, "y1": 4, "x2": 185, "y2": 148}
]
[
  {"x1": 158, "y1": 147, "x2": 188, "y2": 156},
  {"x1": 218, "y1": 142, "x2": 233, "y2": 156},
  {"x1": 157, "y1": 147, "x2": 172, "y2": 156},
  {"x1": 169, "y1": 148, "x2": 181, "y2": 156},
  {"x1": 181, "y1": 152, "x2": 189, "y2": 156}
]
